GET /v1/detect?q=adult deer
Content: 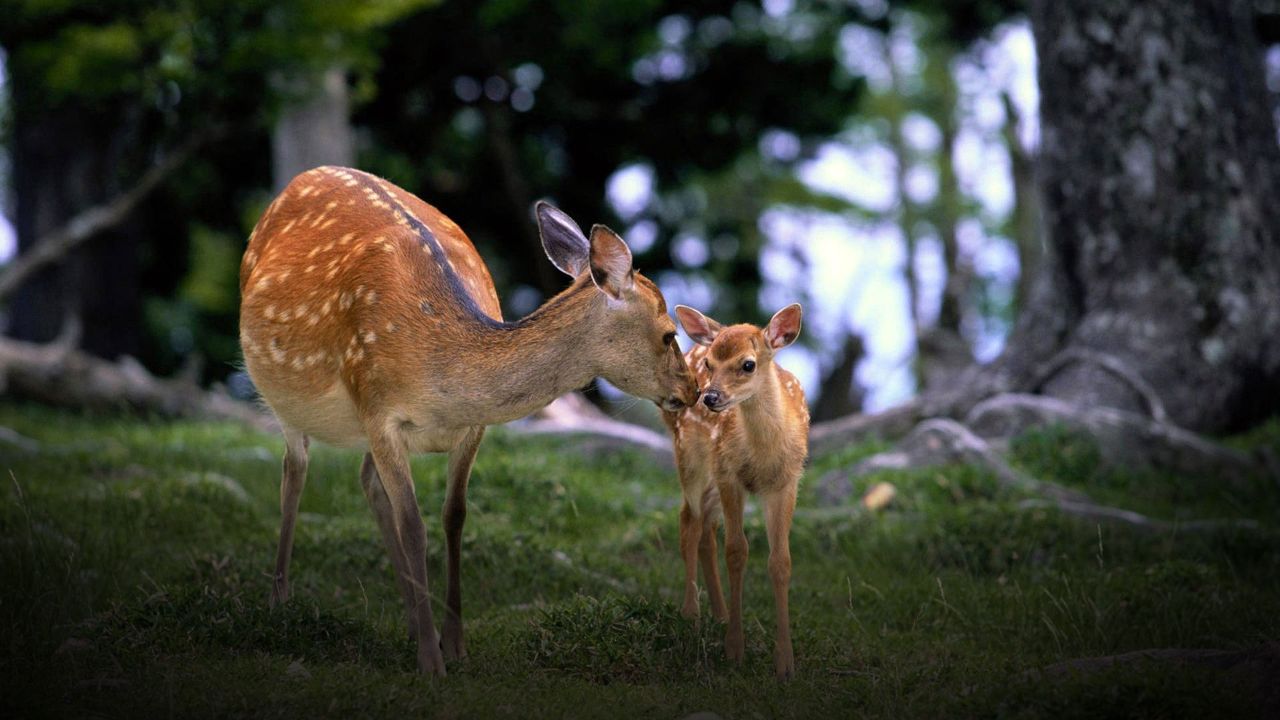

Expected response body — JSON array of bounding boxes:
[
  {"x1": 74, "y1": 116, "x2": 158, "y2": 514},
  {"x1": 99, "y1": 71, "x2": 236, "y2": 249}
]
[
  {"x1": 239, "y1": 166, "x2": 698, "y2": 676},
  {"x1": 665, "y1": 304, "x2": 808, "y2": 679}
]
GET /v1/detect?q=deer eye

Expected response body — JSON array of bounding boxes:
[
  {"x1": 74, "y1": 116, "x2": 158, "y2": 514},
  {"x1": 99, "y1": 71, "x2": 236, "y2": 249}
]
[
  {"x1": 742, "y1": 359, "x2": 756, "y2": 373},
  {"x1": 663, "y1": 331, "x2": 676, "y2": 346}
]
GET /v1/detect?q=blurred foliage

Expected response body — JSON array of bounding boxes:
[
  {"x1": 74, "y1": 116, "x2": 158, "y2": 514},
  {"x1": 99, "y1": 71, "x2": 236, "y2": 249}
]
[{"x1": 0, "y1": 0, "x2": 1027, "y2": 384}]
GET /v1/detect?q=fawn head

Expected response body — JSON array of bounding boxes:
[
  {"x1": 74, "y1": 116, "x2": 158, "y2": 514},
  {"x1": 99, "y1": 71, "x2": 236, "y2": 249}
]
[
  {"x1": 537, "y1": 202, "x2": 698, "y2": 411},
  {"x1": 674, "y1": 303, "x2": 802, "y2": 412}
]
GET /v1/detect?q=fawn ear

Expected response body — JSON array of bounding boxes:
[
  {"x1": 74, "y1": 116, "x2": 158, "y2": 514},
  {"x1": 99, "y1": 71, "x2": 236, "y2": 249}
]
[
  {"x1": 764, "y1": 303, "x2": 802, "y2": 350},
  {"x1": 588, "y1": 225, "x2": 634, "y2": 300},
  {"x1": 675, "y1": 305, "x2": 722, "y2": 346},
  {"x1": 536, "y1": 201, "x2": 590, "y2": 277}
]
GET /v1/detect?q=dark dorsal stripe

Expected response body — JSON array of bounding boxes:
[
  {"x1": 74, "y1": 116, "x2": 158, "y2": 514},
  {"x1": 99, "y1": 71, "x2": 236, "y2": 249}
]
[{"x1": 347, "y1": 169, "x2": 586, "y2": 331}]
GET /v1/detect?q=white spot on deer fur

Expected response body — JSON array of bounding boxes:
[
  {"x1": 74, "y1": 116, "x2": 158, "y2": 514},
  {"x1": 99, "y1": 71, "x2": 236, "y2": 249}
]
[
  {"x1": 326, "y1": 267, "x2": 339, "y2": 280},
  {"x1": 278, "y1": 270, "x2": 290, "y2": 283},
  {"x1": 365, "y1": 291, "x2": 378, "y2": 304},
  {"x1": 263, "y1": 304, "x2": 276, "y2": 320},
  {"x1": 298, "y1": 186, "x2": 315, "y2": 197},
  {"x1": 269, "y1": 338, "x2": 287, "y2": 364},
  {"x1": 339, "y1": 232, "x2": 356, "y2": 245},
  {"x1": 304, "y1": 264, "x2": 315, "y2": 274},
  {"x1": 354, "y1": 285, "x2": 366, "y2": 298},
  {"x1": 340, "y1": 293, "x2": 354, "y2": 310},
  {"x1": 326, "y1": 201, "x2": 338, "y2": 210},
  {"x1": 321, "y1": 300, "x2": 332, "y2": 316},
  {"x1": 364, "y1": 331, "x2": 377, "y2": 344},
  {"x1": 307, "y1": 314, "x2": 320, "y2": 327},
  {"x1": 385, "y1": 321, "x2": 397, "y2": 333},
  {"x1": 320, "y1": 218, "x2": 338, "y2": 229},
  {"x1": 291, "y1": 356, "x2": 306, "y2": 370},
  {"x1": 281, "y1": 219, "x2": 297, "y2": 233},
  {"x1": 310, "y1": 213, "x2": 328, "y2": 228},
  {"x1": 381, "y1": 242, "x2": 394, "y2": 253},
  {"x1": 422, "y1": 244, "x2": 433, "y2": 257}
]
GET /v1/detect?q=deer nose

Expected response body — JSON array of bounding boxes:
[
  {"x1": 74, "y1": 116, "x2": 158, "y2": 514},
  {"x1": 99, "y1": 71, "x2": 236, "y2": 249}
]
[{"x1": 702, "y1": 390, "x2": 721, "y2": 407}]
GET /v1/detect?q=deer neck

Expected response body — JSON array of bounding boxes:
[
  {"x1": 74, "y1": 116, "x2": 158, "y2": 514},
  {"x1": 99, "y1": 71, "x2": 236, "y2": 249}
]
[{"x1": 439, "y1": 279, "x2": 605, "y2": 426}]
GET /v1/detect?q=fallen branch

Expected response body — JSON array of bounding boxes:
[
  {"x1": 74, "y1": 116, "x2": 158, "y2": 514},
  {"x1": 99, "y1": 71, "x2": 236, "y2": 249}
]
[
  {"x1": 0, "y1": 128, "x2": 217, "y2": 303},
  {"x1": 0, "y1": 335, "x2": 275, "y2": 433},
  {"x1": 508, "y1": 392, "x2": 675, "y2": 466}
]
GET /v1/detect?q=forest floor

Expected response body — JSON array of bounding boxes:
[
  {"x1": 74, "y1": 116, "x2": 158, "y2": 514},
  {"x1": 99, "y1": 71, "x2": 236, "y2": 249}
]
[{"x1": 2, "y1": 402, "x2": 1279, "y2": 718}]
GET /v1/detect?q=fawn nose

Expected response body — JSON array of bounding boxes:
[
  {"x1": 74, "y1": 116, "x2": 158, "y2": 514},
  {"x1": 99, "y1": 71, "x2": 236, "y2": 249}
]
[{"x1": 702, "y1": 390, "x2": 722, "y2": 407}]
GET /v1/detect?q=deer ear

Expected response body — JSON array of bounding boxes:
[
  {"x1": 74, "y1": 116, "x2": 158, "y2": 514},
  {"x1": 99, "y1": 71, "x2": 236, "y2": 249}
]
[
  {"x1": 764, "y1": 303, "x2": 802, "y2": 350},
  {"x1": 588, "y1": 225, "x2": 634, "y2": 299},
  {"x1": 675, "y1": 305, "x2": 722, "y2": 346},
  {"x1": 536, "y1": 201, "x2": 589, "y2": 277}
]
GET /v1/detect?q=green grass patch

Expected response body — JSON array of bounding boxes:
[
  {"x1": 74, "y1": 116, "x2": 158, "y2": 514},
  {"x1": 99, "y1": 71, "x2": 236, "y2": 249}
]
[{"x1": 1, "y1": 402, "x2": 1278, "y2": 718}]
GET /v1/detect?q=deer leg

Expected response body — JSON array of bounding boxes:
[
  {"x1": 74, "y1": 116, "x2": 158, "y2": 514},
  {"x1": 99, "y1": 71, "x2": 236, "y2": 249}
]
[
  {"x1": 359, "y1": 453, "x2": 417, "y2": 639},
  {"x1": 719, "y1": 480, "x2": 748, "y2": 663},
  {"x1": 269, "y1": 426, "x2": 309, "y2": 607},
  {"x1": 763, "y1": 484, "x2": 797, "y2": 680},
  {"x1": 441, "y1": 426, "x2": 484, "y2": 662},
  {"x1": 368, "y1": 431, "x2": 445, "y2": 677}
]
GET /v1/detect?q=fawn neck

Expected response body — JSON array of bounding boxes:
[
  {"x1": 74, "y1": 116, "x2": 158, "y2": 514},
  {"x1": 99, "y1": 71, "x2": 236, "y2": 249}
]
[
  {"x1": 736, "y1": 364, "x2": 787, "y2": 447},
  {"x1": 431, "y1": 278, "x2": 604, "y2": 425}
]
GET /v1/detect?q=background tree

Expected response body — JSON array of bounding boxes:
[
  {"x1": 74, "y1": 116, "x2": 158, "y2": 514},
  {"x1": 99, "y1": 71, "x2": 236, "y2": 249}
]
[{"x1": 963, "y1": 0, "x2": 1280, "y2": 433}]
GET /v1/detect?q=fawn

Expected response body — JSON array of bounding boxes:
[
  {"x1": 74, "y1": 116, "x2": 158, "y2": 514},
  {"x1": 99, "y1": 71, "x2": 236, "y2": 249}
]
[
  {"x1": 239, "y1": 166, "x2": 699, "y2": 676},
  {"x1": 664, "y1": 303, "x2": 808, "y2": 679}
]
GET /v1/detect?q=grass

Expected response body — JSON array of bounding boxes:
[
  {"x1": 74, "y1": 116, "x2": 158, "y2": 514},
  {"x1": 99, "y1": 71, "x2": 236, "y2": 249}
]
[{"x1": 1, "y1": 401, "x2": 1278, "y2": 718}]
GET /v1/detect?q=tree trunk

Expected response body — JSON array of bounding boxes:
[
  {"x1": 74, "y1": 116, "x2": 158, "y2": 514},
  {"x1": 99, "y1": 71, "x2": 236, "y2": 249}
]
[
  {"x1": 271, "y1": 67, "x2": 355, "y2": 192},
  {"x1": 999, "y1": 0, "x2": 1280, "y2": 433},
  {"x1": 811, "y1": 333, "x2": 866, "y2": 422},
  {"x1": 8, "y1": 99, "x2": 141, "y2": 359}
]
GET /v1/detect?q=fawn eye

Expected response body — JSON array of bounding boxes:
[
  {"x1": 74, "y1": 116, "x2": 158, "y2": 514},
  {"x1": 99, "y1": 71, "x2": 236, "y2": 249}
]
[
  {"x1": 742, "y1": 359, "x2": 756, "y2": 373},
  {"x1": 663, "y1": 331, "x2": 676, "y2": 346}
]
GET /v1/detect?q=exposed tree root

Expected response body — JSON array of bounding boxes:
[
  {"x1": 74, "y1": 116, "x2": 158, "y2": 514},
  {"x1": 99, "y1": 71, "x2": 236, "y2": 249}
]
[
  {"x1": 1017, "y1": 499, "x2": 1261, "y2": 534},
  {"x1": 1031, "y1": 642, "x2": 1280, "y2": 716},
  {"x1": 1030, "y1": 348, "x2": 1169, "y2": 423},
  {"x1": 809, "y1": 398, "x2": 925, "y2": 456},
  {"x1": 845, "y1": 418, "x2": 1091, "y2": 504},
  {"x1": 0, "y1": 335, "x2": 275, "y2": 433},
  {"x1": 964, "y1": 394, "x2": 1265, "y2": 485},
  {"x1": 826, "y1": 409, "x2": 1264, "y2": 535}
]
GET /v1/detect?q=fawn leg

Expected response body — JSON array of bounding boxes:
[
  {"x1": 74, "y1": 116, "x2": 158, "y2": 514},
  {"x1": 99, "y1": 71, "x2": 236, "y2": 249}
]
[
  {"x1": 719, "y1": 481, "x2": 748, "y2": 662},
  {"x1": 762, "y1": 485, "x2": 797, "y2": 679}
]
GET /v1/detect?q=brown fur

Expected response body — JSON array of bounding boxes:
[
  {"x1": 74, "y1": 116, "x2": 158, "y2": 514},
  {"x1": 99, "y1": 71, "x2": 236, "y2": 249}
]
[
  {"x1": 240, "y1": 166, "x2": 698, "y2": 676},
  {"x1": 664, "y1": 305, "x2": 808, "y2": 679}
]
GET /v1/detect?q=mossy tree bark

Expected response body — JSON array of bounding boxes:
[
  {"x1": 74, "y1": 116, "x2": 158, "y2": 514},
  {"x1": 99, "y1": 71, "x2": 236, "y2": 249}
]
[{"x1": 989, "y1": 0, "x2": 1280, "y2": 433}]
